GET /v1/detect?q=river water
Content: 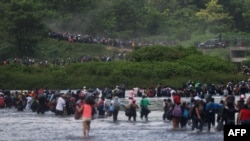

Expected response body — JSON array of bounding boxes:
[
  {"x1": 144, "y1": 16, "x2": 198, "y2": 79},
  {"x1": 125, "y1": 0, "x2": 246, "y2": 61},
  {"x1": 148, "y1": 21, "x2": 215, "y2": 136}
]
[
  {"x1": 0, "y1": 108, "x2": 224, "y2": 141},
  {"x1": 0, "y1": 91, "x2": 247, "y2": 141}
]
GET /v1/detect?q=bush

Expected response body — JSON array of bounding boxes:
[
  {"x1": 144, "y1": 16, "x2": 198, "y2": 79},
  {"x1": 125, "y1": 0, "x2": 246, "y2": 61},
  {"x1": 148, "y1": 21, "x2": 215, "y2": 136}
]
[{"x1": 0, "y1": 46, "x2": 242, "y2": 89}]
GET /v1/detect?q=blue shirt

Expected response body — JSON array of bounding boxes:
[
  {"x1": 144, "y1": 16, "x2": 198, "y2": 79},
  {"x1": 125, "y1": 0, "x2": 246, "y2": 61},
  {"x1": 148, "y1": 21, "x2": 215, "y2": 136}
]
[{"x1": 206, "y1": 102, "x2": 223, "y2": 112}]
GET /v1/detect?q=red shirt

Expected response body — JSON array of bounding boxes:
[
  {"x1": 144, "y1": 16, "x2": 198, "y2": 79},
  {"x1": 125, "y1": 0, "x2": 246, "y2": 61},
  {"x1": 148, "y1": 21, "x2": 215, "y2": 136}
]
[
  {"x1": 240, "y1": 109, "x2": 250, "y2": 121},
  {"x1": 82, "y1": 103, "x2": 92, "y2": 118},
  {"x1": 173, "y1": 95, "x2": 181, "y2": 105}
]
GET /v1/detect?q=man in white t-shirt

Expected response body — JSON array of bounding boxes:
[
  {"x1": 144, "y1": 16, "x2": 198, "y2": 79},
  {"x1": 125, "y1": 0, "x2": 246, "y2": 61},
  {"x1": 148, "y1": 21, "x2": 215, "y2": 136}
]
[
  {"x1": 25, "y1": 95, "x2": 33, "y2": 110},
  {"x1": 133, "y1": 87, "x2": 139, "y2": 96},
  {"x1": 55, "y1": 94, "x2": 66, "y2": 116}
]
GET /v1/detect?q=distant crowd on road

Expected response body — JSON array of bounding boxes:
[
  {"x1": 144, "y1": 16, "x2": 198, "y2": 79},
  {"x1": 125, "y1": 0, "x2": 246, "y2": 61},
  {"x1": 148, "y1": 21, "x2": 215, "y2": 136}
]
[
  {"x1": 48, "y1": 31, "x2": 176, "y2": 49},
  {"x1": 0, "y1": 79, "x2": 250, "y2": 136},
  {"x1": 0, "y1": 51, "x2": 128, "y2": 67}
]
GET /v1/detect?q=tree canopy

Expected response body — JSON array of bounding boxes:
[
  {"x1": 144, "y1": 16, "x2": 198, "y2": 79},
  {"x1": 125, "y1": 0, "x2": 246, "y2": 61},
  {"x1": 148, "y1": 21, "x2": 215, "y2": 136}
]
[{"x1": 1, "y1": 0, "x2": 250, "y2": 58}]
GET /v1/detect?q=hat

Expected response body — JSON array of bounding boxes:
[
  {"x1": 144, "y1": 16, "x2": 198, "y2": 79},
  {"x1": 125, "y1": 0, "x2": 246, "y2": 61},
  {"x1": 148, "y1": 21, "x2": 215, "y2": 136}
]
[
  {"x1": 194, "y1": 96, "x2": 201, "y2": 101},
  {"x1": 83, "y1": 86, "x2": 86, "y2": 89},
  {"x1": 62, "y1": 93, "x2": 67, "y2": 97},
  {"x1": 170, "y1": 90, "x2": 176, "y2": 95},
  {"x1": 240, "y1": 94, "x2": 245, "y2": 99}
]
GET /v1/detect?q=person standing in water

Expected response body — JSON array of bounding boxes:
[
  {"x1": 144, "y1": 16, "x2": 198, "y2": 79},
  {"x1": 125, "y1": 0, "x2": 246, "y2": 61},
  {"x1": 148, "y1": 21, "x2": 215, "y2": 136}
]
[
  {"x1": 77, "y1": 100, "x2": 93, "y2": 137},
  {"x1": 140, "y1": 94, "x2": 151, "y2": 121}
]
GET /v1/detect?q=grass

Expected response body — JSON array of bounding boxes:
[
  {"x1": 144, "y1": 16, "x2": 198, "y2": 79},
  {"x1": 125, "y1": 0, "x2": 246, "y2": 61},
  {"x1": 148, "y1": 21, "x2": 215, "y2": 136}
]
[{"x1": 37, "y1": 38, "x2": 123, "y2": 61}]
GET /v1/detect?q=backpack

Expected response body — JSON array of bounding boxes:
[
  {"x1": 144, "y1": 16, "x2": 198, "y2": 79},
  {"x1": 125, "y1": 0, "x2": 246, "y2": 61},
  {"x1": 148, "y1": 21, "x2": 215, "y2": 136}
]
[
  {"x1": 172, "y1": 104, "x2": 182, "y2": 117},
  {"x1": 182, "y1": 109, "x2": 189, "y2": 118},
  {"x1": 173, "y1": 95, "x2": 181, "y2": 104},
  {"x1": 166, "y1": 109, "x2": 173, "y2": 120},
  {"x1": 74, "y1": 106, "x2": 82, "y2": 120},
  {"x1": 109, "y1": 104, "x2": 114, "y2": 112},
  {"x1": 207, "y1": 103, "x2": 215, "y2": 114},
  {"x1": 164, "y1": 102, "x2": 169, "y2": 112},
  {"x1": 97, "y1": 103, "x2": 105, "y2": 111},
  {"x1": 125, "y1": 108, "x2": 131, "y2": 116},
  {"x1": 113, "y1": 101, "x2": 120, "y2": 110}
]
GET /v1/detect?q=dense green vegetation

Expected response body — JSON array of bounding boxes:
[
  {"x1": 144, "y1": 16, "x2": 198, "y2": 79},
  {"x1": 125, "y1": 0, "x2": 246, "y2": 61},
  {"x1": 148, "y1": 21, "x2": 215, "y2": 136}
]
[
  {"x1": 37, "y1": 39, "x2": 118, "y2": 60},
  {"x1": 1, "y1": 0, "x2": 250, "y2": 57},
  {"x1": 0, "y1": 0, "x2": 250, "y2": 89},
  {"x1": 0, "y1": 46, "x2": 247, "y2": 89}
]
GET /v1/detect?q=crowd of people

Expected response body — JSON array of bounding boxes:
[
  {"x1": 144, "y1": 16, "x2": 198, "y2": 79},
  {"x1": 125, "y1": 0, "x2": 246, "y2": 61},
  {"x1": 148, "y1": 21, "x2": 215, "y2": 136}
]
[
  {"x1": 0, "y1": 51, "x2": 127, "y2": 67},
  {"x1": 48, "y1": 31, "x2": 172, "y2": 49},
  {"x1": 162, "y1": 90, "x2": 250, "y2": 133},
  {"x1": 0, "y1": 80, "x2": 250, "y2": 137}
]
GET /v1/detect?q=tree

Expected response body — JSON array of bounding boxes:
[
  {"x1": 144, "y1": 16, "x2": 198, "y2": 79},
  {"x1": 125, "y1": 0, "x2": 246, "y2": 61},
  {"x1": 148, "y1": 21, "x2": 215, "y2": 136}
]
[
  {"x1": 2, "y1": 0, "x2": 46, "y2": 57},
  {"x1": 196, "y1": 0, "x2": 232, "y2": 33},
  {"x1": 242, "y1": 0, "x2": 250, "y2": 31},
  {"x1": 112, "y1": 0, "x2": 139, "y2": 33},
  {"x1": 196, "y1": 0, "x2": 231, "y2": 22},
  {"x1": 218, "y1": 0, "x2": 248, "y2": 32}
]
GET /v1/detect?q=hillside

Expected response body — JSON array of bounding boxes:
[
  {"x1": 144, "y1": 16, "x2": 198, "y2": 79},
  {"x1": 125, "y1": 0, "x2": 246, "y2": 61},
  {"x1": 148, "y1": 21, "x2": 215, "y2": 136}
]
[
  {"x1": 36, "y1": 38, "x2": 131, "y2": 62},
  {"x1": 1, "y1": 0, "x2": 250, "y2": 58},
  {"x1": 35, "y1": 38, "x2": 240, "y2": 65}
]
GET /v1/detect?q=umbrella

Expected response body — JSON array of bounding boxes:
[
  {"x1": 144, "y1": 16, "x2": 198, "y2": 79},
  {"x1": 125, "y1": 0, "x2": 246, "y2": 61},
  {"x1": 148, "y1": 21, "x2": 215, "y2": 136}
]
[{"x1": 195, "y1": 82, "x2": 201, "y2": 88}]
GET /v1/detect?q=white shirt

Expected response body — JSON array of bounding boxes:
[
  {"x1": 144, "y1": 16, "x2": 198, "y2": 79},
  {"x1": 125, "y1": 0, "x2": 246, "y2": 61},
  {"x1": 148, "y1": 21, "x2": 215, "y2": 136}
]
[
  {"x1": 25, "y1": 96, "x2": 33, "y2": 110},
  {"x1": 133, "y1": 87, "x2": 139, "y2": 94},
  {"x1": 56, "y1": 97, "x2": 66, "y2": 111},
  {"x1": 26, "y1": 96, "x2": 33, "y2": 104}
]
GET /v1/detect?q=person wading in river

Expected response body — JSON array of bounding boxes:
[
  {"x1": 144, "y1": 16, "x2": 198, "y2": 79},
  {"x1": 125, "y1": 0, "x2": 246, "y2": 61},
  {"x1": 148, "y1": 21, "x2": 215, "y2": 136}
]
[
  {"x1": 78, "y1": 101, "x2": 93, "y2": 137},
  {"x1": 140, "y1": 94, "x2": 151, "y2": 121}
]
